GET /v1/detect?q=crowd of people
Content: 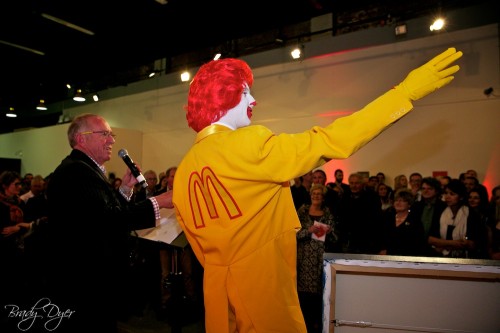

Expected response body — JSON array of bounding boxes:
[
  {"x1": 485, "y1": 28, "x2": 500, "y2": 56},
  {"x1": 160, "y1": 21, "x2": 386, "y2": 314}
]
[
  {"x1": 293, "y1": 168, "x2": 499, "y2": 259},
  {"x1": 292, "y1": 168, "x2": 499, "y2": 332}
]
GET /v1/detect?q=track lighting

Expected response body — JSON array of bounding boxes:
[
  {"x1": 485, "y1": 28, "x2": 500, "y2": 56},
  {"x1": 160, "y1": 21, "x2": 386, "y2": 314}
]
[
  {"x1": 6, "y1": 107, "x2": 17, "y2": 117},
  {"x1": 41, "y1": 13, "x2": 95, "y2": 36},
  {"x1": 36, "y1": 99, "x2": 47, "y2": 110},
  {"x1": 73, "y1": 89, "x2": 86, "y2": 102}
]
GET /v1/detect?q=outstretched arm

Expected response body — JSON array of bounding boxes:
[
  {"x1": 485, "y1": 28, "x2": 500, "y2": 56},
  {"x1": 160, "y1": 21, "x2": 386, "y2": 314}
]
[
  {"x1": 395, "y1": 47, "x2": 462, "y2": 101},
  {"x1": 320, "y1": 48, "x2": 463, "y2": 160}
]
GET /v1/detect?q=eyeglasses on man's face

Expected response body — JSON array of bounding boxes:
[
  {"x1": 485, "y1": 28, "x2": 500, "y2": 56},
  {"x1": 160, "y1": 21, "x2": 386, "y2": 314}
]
[{"x1": 80, "y1": 130, "x2": 116, "y2": 138}]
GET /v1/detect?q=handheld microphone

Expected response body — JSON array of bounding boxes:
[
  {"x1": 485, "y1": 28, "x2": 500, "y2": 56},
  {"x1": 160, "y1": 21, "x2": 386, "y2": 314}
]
[{"x1": 118, "y1": 148, "x2": 148, "y2": 188}]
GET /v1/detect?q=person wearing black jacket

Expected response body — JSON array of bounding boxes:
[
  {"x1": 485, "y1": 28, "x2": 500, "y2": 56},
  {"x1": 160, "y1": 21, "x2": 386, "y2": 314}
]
[
  {"x1": 39, "y1": 113, "x2": 173, "y2": 333},
  {"x1": 411, "y1": 177, "x2": 447, "y2": 256}
]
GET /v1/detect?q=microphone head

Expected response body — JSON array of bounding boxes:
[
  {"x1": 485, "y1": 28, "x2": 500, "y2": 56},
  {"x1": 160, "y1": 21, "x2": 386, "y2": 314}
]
[{"x1": 118, "y1": 149, "x2": 128, "y2": 158}]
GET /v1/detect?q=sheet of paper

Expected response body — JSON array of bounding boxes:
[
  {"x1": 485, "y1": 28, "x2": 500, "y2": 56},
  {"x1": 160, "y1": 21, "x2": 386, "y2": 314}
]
[
  {"x1": 311, "y1": 220, "x2": 328, "y2": 242},
  {"x1": 135, "y1": 208, "x2": 183, "y2": 245}
]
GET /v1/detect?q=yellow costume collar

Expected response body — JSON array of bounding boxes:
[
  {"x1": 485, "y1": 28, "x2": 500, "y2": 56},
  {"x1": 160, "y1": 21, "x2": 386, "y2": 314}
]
[{"x1": 195, "y1": 124, "x2": 232, "y2": 143}]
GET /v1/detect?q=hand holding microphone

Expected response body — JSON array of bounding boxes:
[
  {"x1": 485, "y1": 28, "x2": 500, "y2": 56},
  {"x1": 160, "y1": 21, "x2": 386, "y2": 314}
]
[{"x1": 118, "y1": 148, "x2": 148, "y2": 188}]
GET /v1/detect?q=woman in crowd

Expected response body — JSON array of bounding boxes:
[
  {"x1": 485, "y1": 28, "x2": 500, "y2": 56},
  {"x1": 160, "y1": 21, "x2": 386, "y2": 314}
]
[
  {"x1": 379, "y1": 188, "x2": 425, "y2": 256},
  {"x1": 376, "y1": 182, "x2": 393, "y2": 212},
  {"x1": 468, "y1": 187, "x2": 490, "y2": 258},
  {"x1": 0, "y1": 171, "x2": 33, "y2": 307},
  {"x1": 393, "y1": 174, "x2": 409, "y2": 192},
  {"x1": 428, "y1": 179, "x2": 482, "y2": 258},
  {"x1": 296, "y1": 184, "x2": 339, "y2": 333}
]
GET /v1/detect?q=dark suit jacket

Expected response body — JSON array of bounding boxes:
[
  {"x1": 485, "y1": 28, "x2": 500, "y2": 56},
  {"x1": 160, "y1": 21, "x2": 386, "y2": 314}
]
[
  {"x1": 412, "y1": 198, "x2": 447, "y2": 256},
  {"x1": 41, "y1": 149, "x2": 156, "y2": 332}
]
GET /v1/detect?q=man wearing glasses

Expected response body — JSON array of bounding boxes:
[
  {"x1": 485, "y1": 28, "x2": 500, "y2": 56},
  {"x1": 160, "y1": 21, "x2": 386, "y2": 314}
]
[{"x1": 41, "y1": 113, "x2": 173, "y2": 333}]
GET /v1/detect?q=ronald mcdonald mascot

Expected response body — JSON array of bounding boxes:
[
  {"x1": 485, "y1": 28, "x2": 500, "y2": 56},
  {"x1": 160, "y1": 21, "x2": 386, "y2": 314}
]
[{"x1": 173, "y1": 48, "x2": 462, "y2": 333}]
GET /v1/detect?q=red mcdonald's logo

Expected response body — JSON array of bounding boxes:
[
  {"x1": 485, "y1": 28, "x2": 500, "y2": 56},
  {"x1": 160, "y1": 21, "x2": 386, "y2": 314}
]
[{"x1": 188, "y1": 166, "x2": 242, "y2": 229}]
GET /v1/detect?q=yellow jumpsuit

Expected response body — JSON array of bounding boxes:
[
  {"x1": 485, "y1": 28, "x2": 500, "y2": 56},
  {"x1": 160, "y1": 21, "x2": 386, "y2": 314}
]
[{"x1": 173, "y1": 89, "x2": 413, "y2": 333}]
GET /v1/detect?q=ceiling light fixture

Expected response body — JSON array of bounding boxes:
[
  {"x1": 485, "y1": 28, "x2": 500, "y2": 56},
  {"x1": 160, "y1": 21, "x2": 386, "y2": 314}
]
[
  {"x1": 93, "y1": 94, "x2": 100, "y2": 102},
  {"x1": 73, "y1": 89, "x2": 86, "y2": 102},
  {"x1": 6, "y1": 107, "x2": 17, "y2": 118},
  {"x1": 430, "y1": 18, "x2": 445, "y2": 31},
  {"x1": 180, "y1": 71, "x2": 190, "y2": 82},
  {"x1": 41, "y1": 13, "x2": 95, "y2": 35},
  {"x1": 0, "y1": 39, "x2": 45, "y2": 56},
  {"x1": 149, "y1": 69, "x2": 163, "y2": 78},
  {"x1": 291, "y1": 45, "x2": 303, "y2": 60},
  {"x1": 36, "y1": 99, "x2": 48, "y2": 110}
]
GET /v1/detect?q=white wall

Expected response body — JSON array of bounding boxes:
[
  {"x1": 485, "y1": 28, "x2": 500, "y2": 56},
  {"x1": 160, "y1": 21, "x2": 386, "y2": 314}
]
[{"x1": 1, "y1": 24, "x2": 499, "y2": 192}]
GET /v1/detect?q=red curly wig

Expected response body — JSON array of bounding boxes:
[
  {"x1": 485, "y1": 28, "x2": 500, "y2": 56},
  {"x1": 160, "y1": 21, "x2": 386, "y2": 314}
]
[{"x1": 185, "y1": 58, "x2": 254, "y2": 132}]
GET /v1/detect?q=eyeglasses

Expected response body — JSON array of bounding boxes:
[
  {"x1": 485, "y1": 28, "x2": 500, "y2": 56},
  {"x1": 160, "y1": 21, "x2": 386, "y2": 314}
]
[{"x1": 80, "y1": 130, "x2": 116, "y2": 138}]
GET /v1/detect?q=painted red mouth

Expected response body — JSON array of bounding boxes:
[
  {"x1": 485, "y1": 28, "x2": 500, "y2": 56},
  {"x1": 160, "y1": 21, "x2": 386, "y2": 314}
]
[{"x1": 247, "y1": 106, "x2": 253, "y2": 119}]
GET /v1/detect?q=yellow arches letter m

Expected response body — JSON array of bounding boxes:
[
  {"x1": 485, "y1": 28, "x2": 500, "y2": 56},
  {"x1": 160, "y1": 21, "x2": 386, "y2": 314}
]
[{"x1": 188, "y1": 166, "x2": 242, "y2": 229}]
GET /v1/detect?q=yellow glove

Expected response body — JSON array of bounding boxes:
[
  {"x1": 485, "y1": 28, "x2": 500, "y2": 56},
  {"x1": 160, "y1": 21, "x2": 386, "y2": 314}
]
[{"x1": 395, "y1": 48, "x2": 463, "y2": 101}]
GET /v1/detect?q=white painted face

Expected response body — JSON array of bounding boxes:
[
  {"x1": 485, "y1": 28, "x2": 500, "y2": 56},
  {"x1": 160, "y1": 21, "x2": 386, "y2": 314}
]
[{"x1": 215, "y1": 83, "x2": 256, "y2": 129}]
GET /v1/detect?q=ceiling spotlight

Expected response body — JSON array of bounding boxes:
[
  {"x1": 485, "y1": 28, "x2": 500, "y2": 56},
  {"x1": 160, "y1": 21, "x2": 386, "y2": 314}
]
[
  {"x1": 213, "y1": 53, "x2": 222, "y2": 60},
  {"x1": 291, "y1": 46, "x2": 303, "y2": 60},
  {"x1": 73, "y1": 89, "x2": 86, "y2": 102},
  {"x1": 180, "y1": 71, "x2": 190, "y2": 82},
  {"x1": 66, "y1": 83, "x2": 72, "y2": 89},
  {"x1": 149, "y1": 69, "x2": 163, "y2": 78},
  {"x1": 6, "y1": 107, "x2": 17, "y2": 118},
  {"x1": 36, "y1": 99, "x2": 47, "y2": 110},
  {"x1": 430, "y1": 18, "x2": 445, "y2": 31},
  {"x1": 92, "y1": 94, "x2": 99, "y2": 102}
]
